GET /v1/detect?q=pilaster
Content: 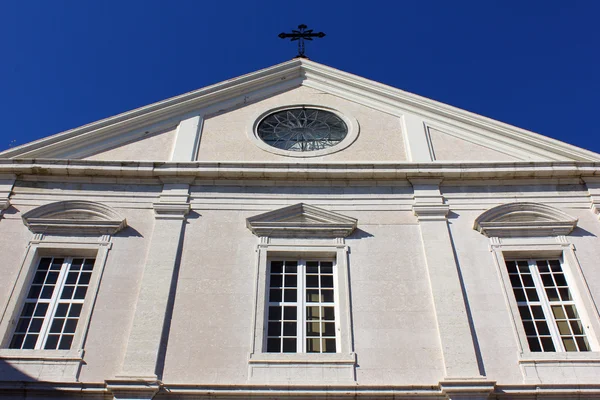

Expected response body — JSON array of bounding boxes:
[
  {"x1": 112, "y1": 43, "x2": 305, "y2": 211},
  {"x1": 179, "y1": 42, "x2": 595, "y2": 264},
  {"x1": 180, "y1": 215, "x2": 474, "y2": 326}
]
[
  {"x1": 118, "y1": 182, "x2": 190, "y2": 381},
  {"x1": 170, "y1": 115, "x2": 203, "y2": 161},
  {"x1": 410, "y1": 178, "x2": 484, "y2": 380},
  {"x1": 0, "y1": 174, "x2": 16, "y2": 212},
  {"x1": 583, "y1": 177, "x2": 600, "y2": 218}
]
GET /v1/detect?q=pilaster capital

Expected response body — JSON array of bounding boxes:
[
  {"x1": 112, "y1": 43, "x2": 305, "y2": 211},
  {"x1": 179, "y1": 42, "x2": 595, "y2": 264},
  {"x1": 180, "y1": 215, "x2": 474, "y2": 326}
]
[
  {"x1": 439, "y1": 378, "x2": 495, "y2": 400},
  {"x1": 106, "y1": 379, "x2": 160, "y2": 400},
  {"x1": 152, "y1": 202, "x2": 190, "y2": 220},
  {"x1": 413, "y1": 203, "x2": 450, "y2": 221}
]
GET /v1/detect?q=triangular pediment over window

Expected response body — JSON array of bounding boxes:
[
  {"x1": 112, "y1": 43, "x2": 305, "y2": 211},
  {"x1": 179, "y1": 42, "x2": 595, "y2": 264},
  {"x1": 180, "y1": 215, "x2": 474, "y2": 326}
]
[
  {"x1": 22, "y1": 200, "x2": 127, "y2": 234},
  {"x1": 246, "y1": 203, "x2": 357, "y2": 238},
  {"x1": 474, "y1": 202, "x2": 577, "y2": 237}
]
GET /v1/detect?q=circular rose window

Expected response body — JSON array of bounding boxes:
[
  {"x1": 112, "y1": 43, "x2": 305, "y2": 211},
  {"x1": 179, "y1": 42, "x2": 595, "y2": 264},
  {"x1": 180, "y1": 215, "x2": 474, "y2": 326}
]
[{"x1": 257, "y1": 108, "x2": 348, "y2": 152}]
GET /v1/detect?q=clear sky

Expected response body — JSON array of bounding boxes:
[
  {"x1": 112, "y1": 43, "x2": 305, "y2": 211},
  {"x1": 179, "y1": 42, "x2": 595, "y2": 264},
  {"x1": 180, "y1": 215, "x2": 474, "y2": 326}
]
[{"x1": 1, "y1": 1, "x2": 599, "y2": 154}]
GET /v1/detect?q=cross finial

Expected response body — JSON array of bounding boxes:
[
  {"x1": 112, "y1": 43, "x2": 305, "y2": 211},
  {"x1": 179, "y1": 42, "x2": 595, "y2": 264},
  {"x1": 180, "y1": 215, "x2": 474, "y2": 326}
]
[{"x1": 278, "y1": 24, "x2": 326, "y2": 59}]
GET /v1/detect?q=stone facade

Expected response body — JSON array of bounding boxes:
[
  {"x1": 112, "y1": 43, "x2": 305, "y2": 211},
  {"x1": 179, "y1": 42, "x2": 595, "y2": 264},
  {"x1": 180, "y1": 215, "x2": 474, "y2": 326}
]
[{"x1": 0, "y1": 59, "x2": 599, "y2": 399}]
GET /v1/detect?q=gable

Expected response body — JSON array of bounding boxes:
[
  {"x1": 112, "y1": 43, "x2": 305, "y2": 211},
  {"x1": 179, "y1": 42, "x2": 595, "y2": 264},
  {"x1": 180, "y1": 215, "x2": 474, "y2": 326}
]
[{"x1": 2, "y1": 59, "x2": 599, "y2": 163}]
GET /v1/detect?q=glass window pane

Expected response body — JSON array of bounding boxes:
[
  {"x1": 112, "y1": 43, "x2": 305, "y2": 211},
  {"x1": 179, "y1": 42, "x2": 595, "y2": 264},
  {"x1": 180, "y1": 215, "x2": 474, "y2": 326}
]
[
  {"x1": 563, "y1": 337, "x2": 577, "y2": 352},
  {"x1": 525, "y1": 289, "x2": 539, "y2": 302},
  {"x1": 269, "y1": 289, "x2": 282, "y2": 302},
  {"x1": 23, "y1": 334, "x2": 38, "y2": 349},
  {"x1": 322, "y1": 307, "x2": 335, "y2": 321},
  {"x1": 322, "y1": 322, "x2": 336, "y2": 336},
  {"x1": 559, "y1": 288, "x2": 572, "y2": 301},
  {"x1": 306, "y1": 262, "x2": 319, "y2": 273},
  {"x1": 50, "y1": 318, "x2": 65, "y2": 333},
  {"x1": 321, "y1": 262, "x2": 333, "y2": 273},
  {"x1": 33, "y1": 271, "x2": 47, "y2": 284},
  {"x1": 570, "y1": 320, "x2": 584, "y2": 335},
  {"x1": 536, "y1": 321, "x2": 550, "y2": 336},
  {"x1": 518, "y1": 306, "x2": 532, "y2": 320},
  {"x1": 58, "y1": 335, "x2": 74, "y2": 350},
  {"x1": 270, "y1": 275, "x2": 282, "y2": 287},
  {"x1": 9, "y1": 334, "x2": 25, "y2": 349},
  {"x1": 505, "y1": 261, "x2": 517, "y2": 273},
  {"x1": 552, "y1": 305, "x2": 566, "y2": 319},
  {"x1": 270, "y1": 261, "x2": 283, "y2": 274},
  {"x1": 306, "y1": 275, "x2": 319, "y2": 288},
  {"x1": 283, "y1": 322, "x2": 296, "y2": 336},
  {"x1": 521, "y1": 274, "x2": 534, "y2": 287},
  {"x1": 15, "y1": 318, "x2": 30, "y2": 333},
  {"x1": 66, "y1": 272, "x2": 78, "y2": 284},
  {"x1": 523, "y1": 321, "x2": 536, "y2": 336},
  {"x1": 268, "y1": 322, "x2": 281, "y2": 336},
  {"x1": 284, "y1": 274, "x2": 297, "y2": 288},
  {"x1": 28, "y1": 318, "x2": 43, "y2": 333},
  {"x1": 513, "y1": 288, "x2": 526, "y2": 302},
  {"x1": 322, "y1": 289, "x2": 334, "y2": 303},
  {"x1": 531, "y1": 306, "x2": 545, "y2": 319},
  {"x1": 283, "y1": 306, "x2": 296, "y2": 320},
  {"x1": 44, "y1": 335, "x2": 60, "y2": 350},
  {"x1": 536, "y1": 260, "x2": 550, "y2": 272},
  {"x1": 306, "y1": 338, "x2": 320, "y2": 353},
  {"x1": 268, "y1": 306, "x2": 281, "y2": 321},
  {"x1": 69, "y1": 304, "x2": 83, "y2": 318},
  {"x1": 71, "y1": 259, "x2": 84, "y2": 269},
  {"x1": 64, "y1": 319, "x2": 78, "y2": 334},
  {"x1": 306, "y1": 322, "x2": 320, "y2": 336},
  {"x1": 34, "y1": 303, "x2": 49, "y2": 317},
  {"x1": 527, "y1": 337, "x2": 542, "y2": 352},
  {"x1": 61, "y1": 286, "x2": 74, "y2": 300},
  {"x1": 50, "y1": 259, "x2": 64, "y2": 270},
  {"x1": 556, "y1": 321, "x2": 571, "y2": 335},
  {"x1": 21, "y1": 303, "x2": 35, "y2": 317},
  {"x1": 540, "y1": 337, "x2": 555, "y2": 352},
  {"x1": 267, "y1": 338, "x2": 280, "y2": 352},
  {"x1": 509, "y1": 275, "x2": 522, "y2": 288},
  {"x1": 306, "y1": 289, "x2": 320, "y2": 302},
  {"x1": 27, "y1": 285, "x2": 42, "y2": 299},
  {"x1": 283, "y1": 289, "x2": 297, "y2": 302},
  {"x1": 74, "y1": 286, "x2": 88, "y2": 300},
  {"x1": 37, "y1": 258, "x2": 52, "y2": 271},
  {"x1": 55, "y1": 303, "x2": 69, "y2": 318},
  {"x1": 323, "y1": 338, "x2": 336, "y2": 353},
  {"x1": 320, "y1": 275, "x2": 334, "y2": 288},
  {"x1": 549, "y1": 260, "x2": 562, "y2": 272},
  {"x1": 306, "y1": 306, "x2": 320, "y2": 320},
  {"x1": 40, "y1": 286, "x2": 55, "y2": 299},
  {"x1": 545, "y1": 288, "x2": 560, "y2": 301},
  {"x1": 517, "y1": 261, "x2": 529, "y2": 272},
  {"x1": 576, "y1": 336, "x2": 590, "y2": 351},
  {"x1": 541, "y1": 274, "x2": 554, "y2": 287},
  {"x1": 553, "y1": 274, "x2": 567, "y2": 286},
  {"x1": 282, "y1": 338, "x2": 296, "y2": 352},
  {"x1": 564, "y1": 305, "x2": 579, "y2": 319},
  {"x1": 284, "y1": 263, "x2": 297, "y2": 273},
  {"x1": 83, "y1": 259, "x2": 95, "y2": 271}
]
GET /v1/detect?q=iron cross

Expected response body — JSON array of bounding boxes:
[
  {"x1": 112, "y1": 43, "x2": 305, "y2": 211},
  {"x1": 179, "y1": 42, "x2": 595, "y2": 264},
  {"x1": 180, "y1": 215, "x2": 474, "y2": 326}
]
[{"x1": 278, "y1": 24, "x2": 326, "y2": 58}]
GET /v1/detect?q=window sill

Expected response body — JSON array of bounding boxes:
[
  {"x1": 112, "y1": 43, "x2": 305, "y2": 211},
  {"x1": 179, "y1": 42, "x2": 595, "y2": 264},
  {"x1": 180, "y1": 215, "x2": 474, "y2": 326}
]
[
  {"x1": 0, "y1": 348, "x2": 83, "y2": 361},
  {"x1": 249, "y1": 352, "x2": 356, "y2": 365},
  {"x1": 519, "y1": 351, "x2": 600, "y2": 363}
]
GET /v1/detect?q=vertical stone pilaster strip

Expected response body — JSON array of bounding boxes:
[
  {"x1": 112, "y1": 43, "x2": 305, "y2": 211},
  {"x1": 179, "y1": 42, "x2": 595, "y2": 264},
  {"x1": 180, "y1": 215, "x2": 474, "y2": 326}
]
[
  {"x1": 118, "y1": 183, "x2": 191, "y2": 380},
  {"x1": 583, "y1": 177, "x2": 600, "y2": 218},
  {"x1": 0, "y1": 174, "x2": 16, "y2": 214},
  {"x1": 410, "y1": 178, "x2": 483, "y2": 380}
]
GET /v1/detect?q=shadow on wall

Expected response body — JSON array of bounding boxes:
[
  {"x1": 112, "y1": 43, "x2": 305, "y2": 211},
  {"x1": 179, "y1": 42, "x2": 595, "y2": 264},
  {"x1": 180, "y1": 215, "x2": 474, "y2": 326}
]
[{"x1": 0, "y1": 358, "x2": 34, "y2": 381}]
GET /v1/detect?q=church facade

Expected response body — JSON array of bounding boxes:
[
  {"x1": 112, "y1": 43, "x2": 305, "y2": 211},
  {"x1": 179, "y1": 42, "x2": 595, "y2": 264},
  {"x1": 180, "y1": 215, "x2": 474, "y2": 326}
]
[{"x1": 1, "y1": 59, "x2": 600, "y2": 399}]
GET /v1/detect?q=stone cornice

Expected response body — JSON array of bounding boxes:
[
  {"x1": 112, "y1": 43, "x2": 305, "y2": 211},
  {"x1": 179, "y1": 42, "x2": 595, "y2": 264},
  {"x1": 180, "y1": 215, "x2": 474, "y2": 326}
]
[{"x1": 1, "y1": 160, "x2": 600, "y2": 181}]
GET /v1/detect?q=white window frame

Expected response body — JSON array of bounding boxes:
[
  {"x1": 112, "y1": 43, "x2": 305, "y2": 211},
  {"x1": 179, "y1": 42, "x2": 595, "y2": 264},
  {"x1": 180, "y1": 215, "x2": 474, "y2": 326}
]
[
  {"x1": 265, "y1": 257, "x2": 340, "y2": 354},
  {"x1": 490, "y1": 237, "x2": 600, "y2": 361},
  {"x1": 247, "y1": 240, "x2": 356, "y2": 382},
  {"x1": 0, "y1": 235, "x2": 112, "y2": 379}
]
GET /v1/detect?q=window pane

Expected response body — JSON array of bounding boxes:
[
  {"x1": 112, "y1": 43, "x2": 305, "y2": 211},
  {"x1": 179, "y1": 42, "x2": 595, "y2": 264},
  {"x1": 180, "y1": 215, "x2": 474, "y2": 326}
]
[
  {"x1": 66, "y1": 272, "x2": 79, "y2": 284},
  {"x1": 268, "y1": 322, "x2": 281, "y2": 336},
  {"x1": 83, "y1": 259, "x2": 95, "y2": 271},
  {"x1": 283, "y1": 322, "x2": 296, "y2": 336},
  {"x1": 562, "y1": 337, "x2": 577, "y2": 352},
  {"x1": 284, "y1": 263, "x2": 297, "y2": 273},
  {"x1": 322, "y1": 322, "x2": 336, "y2": 336},
  {"x1": 323, "y1": 338, "x2": 336, "y2": 353},
  {"x1": 269, "y1": 289, "x2": 282, "y2": 302},
  {"x1": 64, "y1": 319, "x2": 78, "y2": 334},
  {"x1": 513, "y1": 288, "x2": 526, "y2": 302},
  {"x1": 69, "y1": 304, "x2": 83, "y2": 318},
  {"x1": 523, "y1": 321, "x2": 536, "y2": 336},
  {"x1": 282, "y1": 338, "x2": 296, "y2": 352},
  {"x1": 267, "y1": 338, "x2": 280, "y2": 352},
  {"x1": 23, "y1": 334, "x2": 38, "y2": 349},
  {"x1": 320, "y1": 275, "x2": 334, "y2": 288},
  {"x1": 78, "y1": 272, "x2": 92, "y2": 285},
  {"x1": 552, "y1": 305, "x2": 566, "y2": 319},
  {"x1": 306, "y1": 262, "x2": 319, "y2": 273},
  {"x1": 55, "y1": 303, "x2": 69, "y2": 318},
  {"x1": 545, "y1": 288, "x2": 560, "y2": 301},
  {"x1": 509, "y1": 275, "x2": 522, "y2": 288},
  {"x1": 74, "y1": 286, "x2": 88, "y2": 300},
  {"x1": 322, "y1": 307, "x2": 335, "y2": 321},
  {"x1": 270, "y1": 261, "x2": 283, "y2": 274},
  {"x1": 525, "y1": 289, "x2": 539, "y2": 302},
  {"x1": 306, "y1": 306, "x2": 320, "y2": 320},
  {"x1": 50, "y1": 318, "x2": 65, "y2": 333},
  {"x1": 535, "y1": 321, "x2": 550, "y2": 335},
  {"x1": 283, "y1": 289, "x2": 297, "y2": 302},
  {"x1": 518, "y1": 306, "x2": 532, "y2": 320},
  {"x1": 306, "y1": 322, "x2": 320, "y2": 336},
  {"x1": 505, "y1": 261, "x2": 517, "y2": 273},
  {"x1": 554, "y1": 274, "x2": 567, "y2": 286},
  {"x1": 322, "y1": 289, "x2": 334, "y2": 302},
  {"x1": 306, "y1": 338, "x2": 320, "y2": 352},
  {"x1": 531, "y1": 306, "x2": 545, "y2": 319},
  {"x1": 570, "y1": 320, "x2": 584, "y2": 335},
  {"x1": 59, "y1": 335, "x2": 74, "y2": 350},
  {"x1": 306, "y1": 289, "x2": 320, "y2": 302},
  {"x1": 28, "y1": 318, "x2": 43, "y2": 333},
  {"x1": 283, "y1": 306, "x2": 296, "y2": 320},
  {"x1": 44, "y1": 335, "x2": 60, "y2": 350},
  {"x1": 556, "y1": 321, "x2": 571, "y2": 335},
  {"x1": 576, "y1": 336, "x2": 590, "y2": 351},
  {"x1": 9, "y1": 334, "x2": 25, "y2": 349},
  {"x1": 320, "y1": 262, "x2": 333, "y2": 273},
  {"x1": 527, "y1": 337, "x2": 542, "y2": 352},
  {"x1": 540, "y1": 337, "x2": 555, "y2": 352},
  {"x1": 61, "y1": 286, "x2": 74, "y2": 300},
  {"x1": 268, "y1": 306, "x2": 281, "y2": 320},
  {"x1": 306, "y1": 275, "x2": 319, "y2": 288},
  {"x1": 34, "y1": 303, "x2": 49, "y2": 317},
  {"x1": 22, "y1": 303, "x2": 35, "y2": 317},
  {"x1": 284, "y1": 274, "x2": 297, "y2": 288},
  {"x1": 521, "y1": 274, "x2": 534, "y2": 287},
  {"x1": 564, "y1": 305, "x2": 579, "y2": 319},
  {"x1": 270, "y1": 275, "x2": 282, "y2": 287}
]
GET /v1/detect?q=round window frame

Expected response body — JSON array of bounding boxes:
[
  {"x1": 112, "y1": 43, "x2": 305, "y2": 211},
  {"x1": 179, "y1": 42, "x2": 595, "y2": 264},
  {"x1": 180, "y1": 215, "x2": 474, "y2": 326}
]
[{"x1": 249, "y1": 104, "x2": 359, "y2": 158}]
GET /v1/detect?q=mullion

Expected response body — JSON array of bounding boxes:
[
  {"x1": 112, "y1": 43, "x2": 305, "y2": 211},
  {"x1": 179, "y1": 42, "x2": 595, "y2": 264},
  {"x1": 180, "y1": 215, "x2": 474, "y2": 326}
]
[{"x1": 38, "y1": 257, "x2": 72, "y2": 349}]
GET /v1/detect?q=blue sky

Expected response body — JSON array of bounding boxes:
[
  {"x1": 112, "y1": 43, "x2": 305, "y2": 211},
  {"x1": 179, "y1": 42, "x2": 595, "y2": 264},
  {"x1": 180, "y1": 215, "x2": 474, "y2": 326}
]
[{"x1": 1, "y1": 1, "x2": 599, "y2": 154}]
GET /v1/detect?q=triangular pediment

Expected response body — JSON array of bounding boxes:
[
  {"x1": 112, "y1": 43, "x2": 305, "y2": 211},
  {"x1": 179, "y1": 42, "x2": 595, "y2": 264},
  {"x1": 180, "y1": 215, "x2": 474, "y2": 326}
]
[
  {"x1": 22, "y1": 200, "x2": 127, "y2": 234},
  {"x1": 246, "y1": 203, "x2": 357, "y2": 238},
  {"x1": 1, "y1": 59, "x2": 599, "y2": 162},
  {"x1": 474, "y1": 202, "x2": 578, "y2": 238}
]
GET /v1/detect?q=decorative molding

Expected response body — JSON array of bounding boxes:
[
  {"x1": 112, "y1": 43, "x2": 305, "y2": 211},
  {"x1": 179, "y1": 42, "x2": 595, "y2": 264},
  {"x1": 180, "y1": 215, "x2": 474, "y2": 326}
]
[
  {"x1": 413, "y1": 204, "x2": 450, "y2": 221},
  {"x1": 152, "y1": 202, "x2": 190, "y2": 220},
  {"x1": 246, "y1": 203, "x2": 357, "y2": 238},
  {"x1": 439, "y1": 378, "x2": 496, "y2": 400},
  {"x1": 474, "y1": 202, "x2": 578, "y2": 238},
  {"x1": 105, "y1": 379, "x2": 160, "y2": 400},
  {"x1": 21, "y1": 200, "x2": 127, "y2": 234}
]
